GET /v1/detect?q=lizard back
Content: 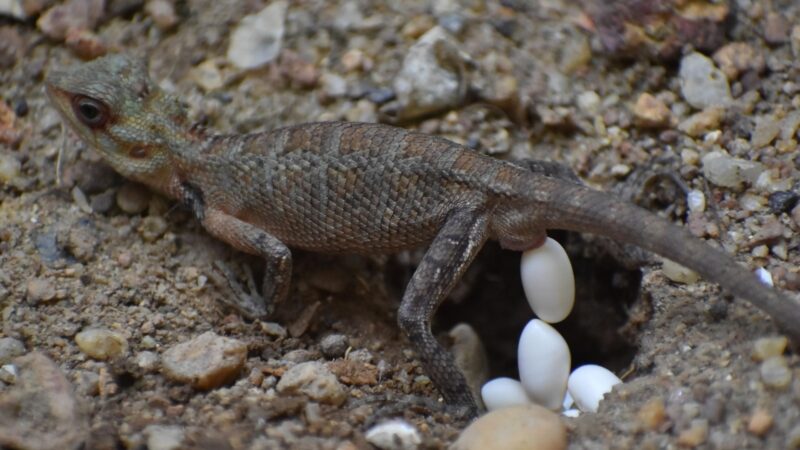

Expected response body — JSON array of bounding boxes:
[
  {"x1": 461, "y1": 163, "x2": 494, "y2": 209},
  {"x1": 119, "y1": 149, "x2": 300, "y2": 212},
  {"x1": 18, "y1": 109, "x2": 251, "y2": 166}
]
[{"x1": 178, "y1": 122, "x2": 527, "y2": 253}]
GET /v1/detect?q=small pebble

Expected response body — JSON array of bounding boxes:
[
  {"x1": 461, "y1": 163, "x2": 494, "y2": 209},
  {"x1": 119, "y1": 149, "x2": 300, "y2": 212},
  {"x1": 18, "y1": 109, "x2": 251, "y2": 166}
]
[
  {"x1": 0, "y1": 364, "x2": 17, "y2": 384},
  {"x1": 365, "y1": 420, "x2": 421, "y2": 450},
  {"x1": 662, "y1": 259, "x2": 700, "y2": 284},
  {"x1": 189, "y1": 59, "x2": 224, "y2": 92},
  {"x1": 36, "y1": 0, "x2": 104, "y2": 41},
  {"x1": 67, "y1": 223, "x2": 98, "y2": 262},
  {"x1": 792, "y1": 25, "x2": 800, "y2": 58},
  {"x1": 763, "y1": 12, "x2": 790, "y2": 45},
  {"x1": 281, "y1": 348, "x2": 319, "y2": 365},
  {"x1": 367, "y1": 87, "x2": 395, "y2": 105},
  {"x1": 702, "y1": 396, "x2": 726, "y2": 424},
  {"x1": 320, "y1": 334, "x2": 349, "y2": 359},
  {"x1": 161, "y1": 331, "x2": 247, "y2": 390},
  {"x1": 687, "y1": 190, "x2": 706, "y2": 212},
  {"x1": 276, "y1": 361, "x2": 346, "y2": 405},
  {"x1": 26, "y1": 277, "x2": 56, "y2": 303},
  {"x1": 677, "y1": 419, "x2": 709, "y2": 448},
  {"x1": 139, "y1": 216, "x2": 168, "y2": 242},
  {"x1": 750, "y1": 245, "x2": 772, "y2": 260},
  {"x1": 753, "y1": 268, "x2": 775, "y2": 287},
  {"x1": 787, "y1": 424, "x2": 800, "y2": 448},
  {"x1": 636, "y1": 397, "x2": 666, "y2": 431},
  {"x1": 768, "y1": 191, "x2": 798, "y2": 214},
  {"x1": 751, "y1": 115, "x2": 782, "y2": 148},
  {"x1": 449, "y1": 323, "x2": 489, "y2": 402},
  {"x1": 712, "y1": 42, "x2": 764, "y2": 80},
  {"x1": 390, "y1": 26, "x2": 467, "y2": 121},
  {"x1": 755, "y1": 267, "x2": 773, "y2": 286},
  {"x1": 752, "y1": 336, "x2": 788, "y2": 361},
  {"x1": 793, "y1": 204, "x2": 800, "y2": 229},
  {"x1": 116, "y1": 182, "x2": 150, "y2": 214},
  {"x1": 12, "y1": 97, "x2": 27, "y2": 117},
  {"x1": 760, "y1": 356, "x2": 792, "y2": 389},
  {"x1": 701, "y1": 151, "x2": 765, "y2": 189},
  {"x1": 747, "y1": 408, "x2": 773, "y2": 436},
  {"x1": 679, "y1": 52, "x2": 732, "y2": 110},
  {"x1": 90, "y1": 190, "x2": 116, "y2": 213},
  {"x1": 576, "y1": 91, "x2": 600, "y2": 116},
  {"x1": 633, "y1": 92, "x2": 671, "y2": 128},
  {"x1": 0, "y1": 0, "x2": 27, "y2": 19},
  {"x1": 0, "y1": 152, "x2": 21, "y2": 185},
  {"x1": 781, "y1": 111, "x2": 800, "y2": 140},
  {"x1": 345, "y1": 348, "x2": 373, "y2": 364},
  {"x1": 135, "y1": 351, "x2": 160, "y2": 372},
  {"x1": 260, "y1": 322, "x2": 288, "y2": 339},
  {"x1": 0, "y1": 337, "x2": 25, "y2": 364},
  {"x1": 678, "y1": 107, "x2": 724, "y2": 137},
  {"x1": 144, "y1": 425, "x2": 185, "y2": 450},
  {"x1": 75, "y1": 328, "x2": 128, "y2": 360},
  {"x1": 452, "y1": 404, "x2": 567, "y2": 450},
  {"x1": 65, "y1": 28, "x2": 106, "y2": 59},
  {"x1": 144, "y1": 0, "x2": 178, "y2": 30}
]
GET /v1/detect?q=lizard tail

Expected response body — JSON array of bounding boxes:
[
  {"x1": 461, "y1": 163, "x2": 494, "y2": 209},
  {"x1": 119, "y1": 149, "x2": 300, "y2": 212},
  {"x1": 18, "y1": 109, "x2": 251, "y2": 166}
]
[{"x1": 535, "y1": 178, "x2": 800, "y2": 342}]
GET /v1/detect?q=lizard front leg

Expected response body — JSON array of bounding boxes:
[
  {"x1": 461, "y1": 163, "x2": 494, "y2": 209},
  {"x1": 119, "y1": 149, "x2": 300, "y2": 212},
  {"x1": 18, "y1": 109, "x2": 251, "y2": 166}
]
[
  {"x1": 180, "y1": 183, "x2": 291, "y2": 319},
  {"x1": 397, "y1": 207, "x2": 489, "y2": 418}
]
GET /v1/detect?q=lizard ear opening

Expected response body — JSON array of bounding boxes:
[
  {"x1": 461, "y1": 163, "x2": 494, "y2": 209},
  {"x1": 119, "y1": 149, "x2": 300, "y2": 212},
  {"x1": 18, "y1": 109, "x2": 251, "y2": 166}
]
[{"x1": 71, "y1": 95, "x2": 110, "y2": 129}]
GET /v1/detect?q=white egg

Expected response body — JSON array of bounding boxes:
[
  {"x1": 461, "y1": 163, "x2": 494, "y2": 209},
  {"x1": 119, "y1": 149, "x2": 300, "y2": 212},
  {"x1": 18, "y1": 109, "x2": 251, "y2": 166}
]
[
  {"x1": 567, "y1": 364, "x2": 622, "y2": 412},
  {"x1": 520, "y1": 238, "x2": 575, "y2": 323},
  {"x1": 517, "y1": 319, "x2": 570, "y2": 410},
  {"x1": 481, "y1": 377, "x2": 531, "y2": 411}
]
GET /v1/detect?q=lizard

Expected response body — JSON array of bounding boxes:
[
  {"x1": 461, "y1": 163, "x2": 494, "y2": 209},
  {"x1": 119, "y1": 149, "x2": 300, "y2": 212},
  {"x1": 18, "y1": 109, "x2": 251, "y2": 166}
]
[{"x1": 45, "y1": 54, "x2": 800, "y2": 418}]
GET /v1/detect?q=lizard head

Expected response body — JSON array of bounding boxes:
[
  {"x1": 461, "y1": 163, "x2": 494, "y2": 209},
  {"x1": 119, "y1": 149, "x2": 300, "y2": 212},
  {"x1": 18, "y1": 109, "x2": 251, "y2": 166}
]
[{"x1": 46, "y1": 54, "x2": 191, "y2": 187}]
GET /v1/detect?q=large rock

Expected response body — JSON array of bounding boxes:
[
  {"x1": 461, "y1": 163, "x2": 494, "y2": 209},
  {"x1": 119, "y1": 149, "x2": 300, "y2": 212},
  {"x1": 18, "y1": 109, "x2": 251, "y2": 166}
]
[{"x1": 162, "y1": 332, "x2": 247, "y2": 390}]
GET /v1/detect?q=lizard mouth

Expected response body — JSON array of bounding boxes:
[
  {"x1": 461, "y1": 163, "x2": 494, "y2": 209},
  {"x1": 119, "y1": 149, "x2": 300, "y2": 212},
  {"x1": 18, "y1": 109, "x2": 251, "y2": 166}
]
[{"x1": 44, "y1": 82, "x2": 72, "y2": 118}]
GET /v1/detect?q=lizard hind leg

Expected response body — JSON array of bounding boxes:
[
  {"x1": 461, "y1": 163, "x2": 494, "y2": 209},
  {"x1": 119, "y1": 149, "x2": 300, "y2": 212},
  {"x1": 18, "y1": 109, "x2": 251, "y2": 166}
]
[
  {"x1": 201, "y1": 208, "x2": 293, "y2": 319},
  {"x1": 397, "y1": 207, "x2": 490, "y2": 418}
]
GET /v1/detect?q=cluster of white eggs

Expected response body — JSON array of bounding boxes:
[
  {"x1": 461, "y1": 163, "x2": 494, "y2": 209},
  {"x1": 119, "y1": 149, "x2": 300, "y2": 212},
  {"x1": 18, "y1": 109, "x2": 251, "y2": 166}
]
[{"x1": 481, "y1": 238, "x2": 622, "y2": 416}]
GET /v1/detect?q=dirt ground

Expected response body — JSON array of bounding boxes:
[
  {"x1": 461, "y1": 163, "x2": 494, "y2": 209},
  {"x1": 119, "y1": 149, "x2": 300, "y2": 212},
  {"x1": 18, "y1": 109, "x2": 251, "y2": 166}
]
[{"x1": 1, "y1": 0, "x2": 800, "y2": 448}]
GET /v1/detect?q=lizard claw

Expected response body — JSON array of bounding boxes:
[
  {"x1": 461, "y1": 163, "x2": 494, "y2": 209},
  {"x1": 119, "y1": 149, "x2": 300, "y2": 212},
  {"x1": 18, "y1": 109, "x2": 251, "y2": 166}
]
[{"x1": 210, "y1": 260, "x2": 272, "y2": 319}]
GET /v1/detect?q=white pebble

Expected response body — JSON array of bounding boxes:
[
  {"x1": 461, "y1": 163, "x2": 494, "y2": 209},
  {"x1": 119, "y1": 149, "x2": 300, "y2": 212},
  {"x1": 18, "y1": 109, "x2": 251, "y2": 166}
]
[
  {"x1": 227, "y1": 1, "x2": 288, "y2": 69},
  {"x1": 755, "y1": 268, "x2": 774, "y2": 287},
  {"x1": 481, "y1": 377, "x2": 530, "y2": 411},
  {"x1": 365, "y1": 420, "x2": 422, "y2": 450},
  {"x1": 661, "y1": 259, "x2": 700, "y2": 284},
  {"x1": 687, "y1": 190, "x2": 706, "y2": 212},
  {"x1": 562, "y1": 409, "x2": 581, "y2": 418},
  {"x1": 520, "y1": 238, "x2": 575, "y2": 323},
  {"x1": 567, "y1": 365, "x2": 622, "y2": 412},
  {"x1": 518, "y1": 320, "x2": 570, "y2": 410}
]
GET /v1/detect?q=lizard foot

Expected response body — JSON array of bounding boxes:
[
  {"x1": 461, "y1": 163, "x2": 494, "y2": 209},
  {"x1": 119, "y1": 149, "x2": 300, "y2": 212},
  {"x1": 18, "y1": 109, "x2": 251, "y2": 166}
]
[
  {"x1": 446, "y1": 402, "x2": 480, "y2": 421},
  {"x1": 210, "y1": 260, "x2": 271, "y2": 319}
]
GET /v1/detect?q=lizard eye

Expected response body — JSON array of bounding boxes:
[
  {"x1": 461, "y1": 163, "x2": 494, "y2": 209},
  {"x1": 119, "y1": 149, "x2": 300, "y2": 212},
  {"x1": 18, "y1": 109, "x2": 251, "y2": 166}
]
[{"x1": 71, "y1": 95, "x2": 109, "y2": 129}]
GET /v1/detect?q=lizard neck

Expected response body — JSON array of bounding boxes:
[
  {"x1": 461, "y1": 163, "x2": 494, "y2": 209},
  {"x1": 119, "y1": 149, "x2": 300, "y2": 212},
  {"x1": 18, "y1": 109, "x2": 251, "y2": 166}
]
[{"x1": 124, "y1": 126, "x2": 208, "y2": 200}]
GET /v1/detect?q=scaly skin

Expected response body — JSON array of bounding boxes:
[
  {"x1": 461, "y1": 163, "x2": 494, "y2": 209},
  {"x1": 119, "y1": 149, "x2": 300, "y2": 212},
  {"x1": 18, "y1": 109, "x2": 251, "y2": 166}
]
[{"x1": 46, "y1": 54, "x2": 800, "y2": 418}]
